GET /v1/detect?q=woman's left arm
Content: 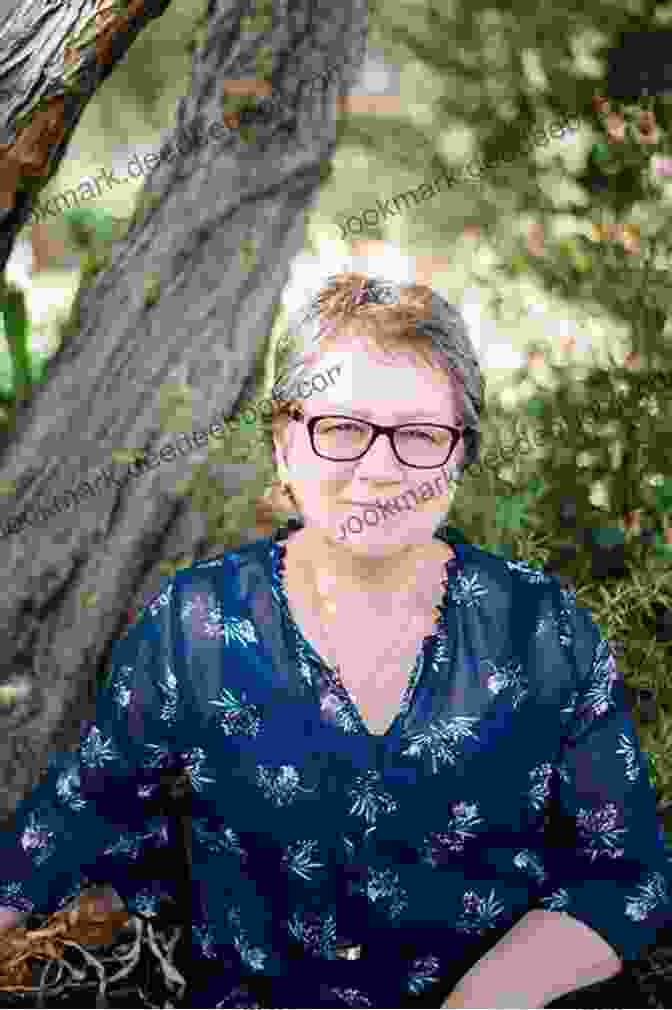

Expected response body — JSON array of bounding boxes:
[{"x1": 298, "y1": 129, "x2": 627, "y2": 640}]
[
  {"x1": 445, "y1": 600, "x2": 672, "y2": 1009},
  {"x1": 442, "y1": 907, "x2": 621, "y2": 1008}
]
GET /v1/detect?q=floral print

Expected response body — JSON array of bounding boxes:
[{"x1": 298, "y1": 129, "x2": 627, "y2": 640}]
[
  {"x1": 228, "y1": 907, "x2": 268, "y2": 972},
  {"x1": 482, "y1": 658, "x2": 529, "y2": 709},
  {"x1": 407, "y1": 954, "x2": 441, "y2": 994},
  {"x1": 449, "y1": 571, "x2": 488, "y2": 608},
  {"x1": 402, "y1": 715, "x2": 480, "y2": 774},
  {"x1": 576, "y1": 802, "x2": 627, "y2": 862},
  {"x1": 456, "y1": 888, "x2": 506, "y2": 936},
  {"x1": 282, "y1": 839, "x2": 324, "y2": 880},
  {"x1": 505, "y1": 559, "x2": 552, "y2": 585},
  {"x1": 617, "y1": 732, "x2": 642, "y2": 783},
  {"x1": 19, "y1": 811, "x2": 57, "y2": 867},
  {"x1": 626, "y1": 872, "x2": 670, "y2": 923},
  {"x1": 327, "y1": 987, "x2": 373, "y2": 1007},
  {"x1": 422, "y1": 801, "x2": 483, "y2": 863},
  {"x1": 347, "y1": 770, "x2": 398, "y2": 832},
  {"x1": 513, "y1": 848, "x2": 549, "y2": 885},
  {"x1": 358, "y1": 867, "x2": 408, "y2": 919},
  {"x1": 210, "y1": 687, "x2": 262, "y2": 737},
  {"x1": 255, "y1": 764, "x2": 313, "y2": 807},
  {"x1": 0, "y1": 525, "x2": 671, "y2": 1009},
  {"x1": 287, "y1": 910, "x2": 338, "y2": 958}
]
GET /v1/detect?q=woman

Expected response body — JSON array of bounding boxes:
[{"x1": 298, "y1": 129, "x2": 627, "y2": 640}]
[{"x1": 1, "y1": 273, "x2": 671, "y2": 1008}]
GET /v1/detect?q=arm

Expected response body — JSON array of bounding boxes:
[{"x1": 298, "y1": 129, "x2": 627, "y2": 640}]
[
  {"x1": 446, "y1": 594, "x2": 672, "y2": 1008},
  {"x1": 0, "y1": 907, "x2": 26, "y2": 932},
  {"x1": 443, "y1": 908, "x2": 621, "y2": 1008},
  {"x1": 0, "y1": 587, "x2": 187, "y2": 922}
]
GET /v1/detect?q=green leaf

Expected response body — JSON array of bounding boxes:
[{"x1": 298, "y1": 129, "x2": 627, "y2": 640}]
[
  {"x1": 495, "y1": 495, "x2": 529, "y2": 531},
  {"x1": 524, "y1": 397, "x2": 546, "y2": 418},
  {"x1": 0, "y1": 283, "x2": 33, "y2": 400},
  {"x1": 526, "y1": 476, "x2": 547, "y2": 498},
  {"x1": 591, "y1": 526, "x2": 626, "y2": 547},
  {"x1": 592, "y1": 142, "x2": 612, "y2": 166},
  {"x1": 63, "y1": 207, "x2": 124, "y2": 245},
  {"x1": 646, "y1": 750, "x2": 658, "y2": 786},
  {"x1": 654, "y1": 542, "x2": 672, "y2": 560},
  {"x1": 442, "y1": 525, "x2": 470, "y2": 544},
  {"x1": 655, "y1": 479, "x2": 672, "y2": 510}
]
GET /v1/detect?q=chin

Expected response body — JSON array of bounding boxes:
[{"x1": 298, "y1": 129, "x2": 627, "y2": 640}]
[{"x1": 328, "y1": 520, "x2": 439, "y2": 554}]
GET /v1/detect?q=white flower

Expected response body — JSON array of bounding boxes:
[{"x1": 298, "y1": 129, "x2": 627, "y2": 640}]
[
  {"x1": 402, "y1": 716, "x2": 480, "y2": 774},
  {"x1": 347, "y1": 770, "x2": 397, "y2": 827}
]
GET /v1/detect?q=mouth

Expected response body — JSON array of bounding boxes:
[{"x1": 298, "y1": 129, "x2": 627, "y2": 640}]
[{"x1": 344, "y1": 501, "x2": 404, "y2": 510}]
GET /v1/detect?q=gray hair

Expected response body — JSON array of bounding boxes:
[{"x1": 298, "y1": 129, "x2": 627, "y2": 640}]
[{"x1": 270, "y1": 274, "x2": 484, "y2": 479}]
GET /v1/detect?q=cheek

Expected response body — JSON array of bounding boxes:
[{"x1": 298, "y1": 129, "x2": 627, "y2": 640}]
[
  {"x1": 317, "y1": 474, "x2": 351, "y2": 496},
  {"x1": 291, "y1": 467, "x2": 349, "y2": 495}
]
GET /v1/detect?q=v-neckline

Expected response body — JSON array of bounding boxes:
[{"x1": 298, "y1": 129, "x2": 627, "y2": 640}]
[{"x1": 271, "y1": 525, "x2": 462, "y2": 739}]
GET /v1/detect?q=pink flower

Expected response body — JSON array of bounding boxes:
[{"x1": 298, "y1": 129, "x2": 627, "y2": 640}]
[
  {"x1": 527, "y1": 350, "x2": 546, "y2": 370},
  {"x1": 624, "y1": 351, "x2": 643, "y2": 371},
  {"x1": 606, "y1": 113, "x2": 626, "y2": 142},
  {"x1": 526, "y1": 223, "x2": 545, "y2": 257},
  {"x1": 462, "y1": 224, "x2": 482, "y2": 241},
  {"x1": 637, "y1": 110, "x2": 660, "y2": 146},
  {"x1": 653, "y1": 156, "x2": 672, "y2": 179},
  {"x1": 618, "y1": 224, "x2": 641, "y2": 255}
]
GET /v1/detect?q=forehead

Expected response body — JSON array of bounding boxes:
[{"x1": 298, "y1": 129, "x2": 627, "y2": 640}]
[{"x1": 303, "y1": 346, "x2": 461, "y2": 418}]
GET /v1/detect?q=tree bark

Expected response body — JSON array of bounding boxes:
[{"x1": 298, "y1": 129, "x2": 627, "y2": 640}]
[
  {"x1": 0, "y1": 0, "x2": 367, "y2": 821},
  {"x1": 0, "y1": 0, "x2": 176, "y2": 269}
]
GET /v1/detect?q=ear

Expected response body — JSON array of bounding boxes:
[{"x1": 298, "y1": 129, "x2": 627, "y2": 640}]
[{"x1": 271, "y1": 414, "x2": 293, "y2": 473}]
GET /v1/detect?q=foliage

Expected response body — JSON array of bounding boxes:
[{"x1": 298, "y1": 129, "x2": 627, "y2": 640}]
[
  {"x1": 447, "y1": 393, "x2": 672, "y2": 847},
  {"x1": 0, "y1": 283, "x2": 35, "y2": 406}
]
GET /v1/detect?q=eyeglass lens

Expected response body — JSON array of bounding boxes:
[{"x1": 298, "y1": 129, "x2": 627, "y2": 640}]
[{"x1": 313, "y1": 418, "x2": 456, "y2": 466}]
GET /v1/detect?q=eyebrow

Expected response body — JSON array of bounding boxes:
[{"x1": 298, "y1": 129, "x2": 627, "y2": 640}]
[{"x1": 318, "y1": 406, "x2": 456, "y2": 423}]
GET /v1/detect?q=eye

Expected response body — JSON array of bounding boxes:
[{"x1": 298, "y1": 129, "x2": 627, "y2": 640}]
[
  {"x1": 320, "y1": 421, "x2": 367, "y2": 433},
  {"x1": 398, "y1": 427, "x2": 451, "y2": 444},
  {"x1": 404, "y1": 429, "x2": 439, "y2": 443}
]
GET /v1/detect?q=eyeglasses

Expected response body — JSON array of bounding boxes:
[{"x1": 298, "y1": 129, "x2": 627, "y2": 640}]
[{"x1": 288, "y1": 405, "x2": 464, "y2": 469}]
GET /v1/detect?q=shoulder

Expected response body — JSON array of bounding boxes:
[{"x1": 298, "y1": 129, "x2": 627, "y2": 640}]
[
  {"x1": 457, "y1": 541, "x2": 563, "y2": 597},
  {"x1": 179, "y1": 535, "x2": 275, "y2": 595},
  {"x1": 126, "y1": 536, "x2": 275, "y2": 632},
  {"x1": 456, "y1": 542, "x2": 577, "y2": 637},
  {"x1": 459, "y1": 546, "x2": 613, "y2": 705}
]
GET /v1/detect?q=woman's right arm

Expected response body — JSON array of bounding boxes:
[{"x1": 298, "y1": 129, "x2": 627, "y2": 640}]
[{"x1": 0, "y1": 587, "x2": 186, "y2": 924}]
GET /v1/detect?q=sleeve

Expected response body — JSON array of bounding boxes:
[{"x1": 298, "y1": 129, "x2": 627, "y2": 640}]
[
  {"x1": 0, "y1": 583, "x2": 189, "y2": 920},
  {"x1": 531, "y1": 600, "x2": 672, "y2": 963}
]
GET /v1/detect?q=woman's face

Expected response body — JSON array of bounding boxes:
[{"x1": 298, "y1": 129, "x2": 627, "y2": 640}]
[{"x1": 273, "y1": 336, "x2": 466, "y2": 558}]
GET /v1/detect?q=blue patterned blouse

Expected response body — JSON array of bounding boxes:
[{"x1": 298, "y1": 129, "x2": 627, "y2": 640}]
[{"x1": 2, "y1": 523, "x2": 671, "y2": 1009}]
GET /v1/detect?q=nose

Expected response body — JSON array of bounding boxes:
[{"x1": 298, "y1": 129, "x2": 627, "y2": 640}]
[{"x1": 354, "y1": 429, "x2": 404, "y2": 477}]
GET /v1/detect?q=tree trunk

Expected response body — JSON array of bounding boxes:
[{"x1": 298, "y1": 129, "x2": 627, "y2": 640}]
[{"x1": 0, "y1": 0, "x2": 367, "y2": 821}]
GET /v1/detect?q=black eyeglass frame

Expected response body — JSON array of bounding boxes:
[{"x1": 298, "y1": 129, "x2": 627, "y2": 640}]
[{"x1": 287, "y1": 404, "x2": 465, "y2": 469}]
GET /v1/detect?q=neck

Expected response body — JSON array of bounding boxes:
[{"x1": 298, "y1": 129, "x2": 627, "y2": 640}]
[{"x1": 289, "y1": 525, "x2": 445, "y2": 595}]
